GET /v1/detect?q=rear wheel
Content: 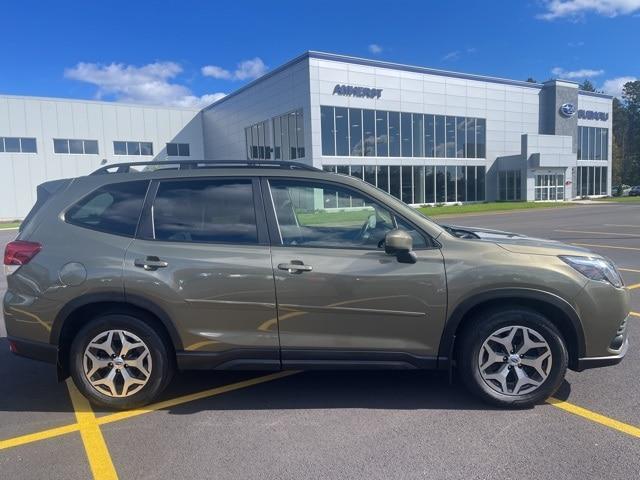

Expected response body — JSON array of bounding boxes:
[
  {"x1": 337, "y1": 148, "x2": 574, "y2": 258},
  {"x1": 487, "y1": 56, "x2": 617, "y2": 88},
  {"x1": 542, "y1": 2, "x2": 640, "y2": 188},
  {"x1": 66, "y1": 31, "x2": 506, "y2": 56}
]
[
  {"x1": 70, "y1": 314, "x2": 173, "y2": 409},
  {"x1": 458, "y1": 308, "x2": 568, "y2": 408}
]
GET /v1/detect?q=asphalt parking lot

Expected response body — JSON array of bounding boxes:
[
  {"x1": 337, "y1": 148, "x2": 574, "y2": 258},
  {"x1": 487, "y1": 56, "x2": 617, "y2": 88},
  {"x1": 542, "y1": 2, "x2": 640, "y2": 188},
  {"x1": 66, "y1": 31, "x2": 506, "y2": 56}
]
[{"x1": 1, "y1": 203, "x2": 639, "y2": 479}]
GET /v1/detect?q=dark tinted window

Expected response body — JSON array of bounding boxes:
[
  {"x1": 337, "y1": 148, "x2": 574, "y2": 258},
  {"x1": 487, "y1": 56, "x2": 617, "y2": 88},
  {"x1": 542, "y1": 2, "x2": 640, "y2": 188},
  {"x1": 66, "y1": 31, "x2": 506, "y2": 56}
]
[
  {"x1": 21, "y1": 138, "x2": 37, "y2": 153},
  {"x1": 84, "y1": 140, "x2": 99, "y2": 155},
  {"x1": 66, "y1": 181, "x2": 149, "y2": 237},
  {"x1": 5, "y1": 137, "x2": 20, "y2": 152},
  {"x1": 166, "y1": 142, "x2": 178, "y2": 156},
  {"x1": 152, "y1": 179, "x2": 257, "y2": 244},
  {"x1": 54, "y1": 139, "x2": 69, "y2": 153},
  {"x1": 69, "y1": 139, "x2": 84, "y2": 154},
  {"x1": 177, "y1": 143, "x2": 189, "y2": 156},
  {"x1": 114, "y1": 141, "x2": 127, "y2": 155}
]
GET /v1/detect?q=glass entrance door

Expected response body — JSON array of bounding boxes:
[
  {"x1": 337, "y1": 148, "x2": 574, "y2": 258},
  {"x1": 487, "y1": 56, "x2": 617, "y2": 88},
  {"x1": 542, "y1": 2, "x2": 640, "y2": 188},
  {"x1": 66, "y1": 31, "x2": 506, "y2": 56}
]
[{"x1": 534, "y1": 173, "x2": 565, "y2": 201}]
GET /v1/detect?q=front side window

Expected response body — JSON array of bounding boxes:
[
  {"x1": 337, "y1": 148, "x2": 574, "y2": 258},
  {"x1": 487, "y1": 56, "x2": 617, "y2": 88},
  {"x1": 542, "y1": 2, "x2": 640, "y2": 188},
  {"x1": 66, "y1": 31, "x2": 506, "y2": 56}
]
[
  {"x1": 152, "y1": 179, "x2": 258, "y2": 244},
  {"x1": 269, "y1": 179, "x2": 427, "y2": 250},
  {"x1": 66, "y1": 181, "x2": 149, "y2": 237}
]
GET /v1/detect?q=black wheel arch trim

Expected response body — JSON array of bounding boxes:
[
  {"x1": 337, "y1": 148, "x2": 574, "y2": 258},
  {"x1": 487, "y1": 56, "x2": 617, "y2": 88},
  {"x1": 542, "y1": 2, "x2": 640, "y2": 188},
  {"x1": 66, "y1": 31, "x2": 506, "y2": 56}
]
[
  {"x1": 50, "y1": 291, "x2": 184, "y2": 351},
  {"x1": 438, "y1": 288, "x2": 586, "y2": 367}
]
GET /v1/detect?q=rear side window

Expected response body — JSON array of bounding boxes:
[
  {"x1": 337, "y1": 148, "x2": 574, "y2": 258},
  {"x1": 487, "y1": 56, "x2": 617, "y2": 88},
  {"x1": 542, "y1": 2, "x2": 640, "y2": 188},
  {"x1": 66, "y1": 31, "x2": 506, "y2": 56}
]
[
  {"x1": 152, "y1": 179, "x2": 257, "y2": 244},
  {"x1": 66, "y1": 181, "x2": 149, "y2": 237}
]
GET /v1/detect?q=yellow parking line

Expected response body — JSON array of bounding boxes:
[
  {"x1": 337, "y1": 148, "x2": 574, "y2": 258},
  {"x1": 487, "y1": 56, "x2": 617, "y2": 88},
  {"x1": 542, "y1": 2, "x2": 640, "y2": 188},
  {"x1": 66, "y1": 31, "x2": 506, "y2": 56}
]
[
  {"x1": 630, "y1": 311, "x2": 640, "y2": 318},
  {"x1": 556, "y1": 229, "x2": 640, "y2": 237},
  {"x1": 619, "y1": 268, "x2": 640, "y2": 274},
  {"x1": 66, "y1": 379, "x2": 118, "y2": 480},
  {"x1": 547, "y1": 397, "x2": 640, "y2": 438},
  {"x1": 572, "y1": 242, "x2": 640, "y2": 252},
  {"x1": 97, "y1": 370, "x2": 300, "y2": 425},
  {"x1": 0, "y1": 371, "x2": 299, "y2": 451},
  {"x1": 628, "y1": 284, "x2": 640, "y2": 290},
  {"x1": 0, "y1": 423, "x2": 80, "y2": 450}
]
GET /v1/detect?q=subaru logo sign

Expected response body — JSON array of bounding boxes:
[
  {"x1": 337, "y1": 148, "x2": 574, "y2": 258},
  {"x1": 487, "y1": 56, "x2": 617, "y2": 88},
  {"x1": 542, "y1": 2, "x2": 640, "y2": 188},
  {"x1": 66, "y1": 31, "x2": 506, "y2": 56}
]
[{"x1": 560, "y1": 103, "x2": 577, "y2": 117}]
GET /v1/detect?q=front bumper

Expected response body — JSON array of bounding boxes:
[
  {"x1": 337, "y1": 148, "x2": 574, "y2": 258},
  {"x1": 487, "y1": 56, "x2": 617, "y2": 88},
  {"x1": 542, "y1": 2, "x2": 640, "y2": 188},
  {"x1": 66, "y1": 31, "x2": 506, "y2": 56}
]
[{"x1": 576, "y1": 337, "x2": 628, "y2": 371}]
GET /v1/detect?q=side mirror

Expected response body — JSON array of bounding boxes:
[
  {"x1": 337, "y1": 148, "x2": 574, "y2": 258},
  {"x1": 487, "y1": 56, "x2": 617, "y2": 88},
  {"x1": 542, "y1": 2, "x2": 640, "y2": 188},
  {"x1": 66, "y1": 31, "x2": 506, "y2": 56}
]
[{"x1": 384, "y1": 229, "x2": 417, "y2": 264}]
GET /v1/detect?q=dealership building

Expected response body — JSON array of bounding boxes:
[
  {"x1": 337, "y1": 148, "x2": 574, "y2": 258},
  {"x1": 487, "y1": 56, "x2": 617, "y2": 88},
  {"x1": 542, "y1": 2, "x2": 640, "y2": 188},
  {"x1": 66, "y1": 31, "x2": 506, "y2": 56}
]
[{"x1": 0, "y1": 51, "x2": 613, "y2": 219}]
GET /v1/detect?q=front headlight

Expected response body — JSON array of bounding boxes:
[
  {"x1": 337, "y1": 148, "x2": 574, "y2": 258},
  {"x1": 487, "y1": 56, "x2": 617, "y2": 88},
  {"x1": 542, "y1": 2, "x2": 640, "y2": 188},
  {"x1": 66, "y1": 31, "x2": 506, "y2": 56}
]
[{"x1": 559, "y1": 255, "x2": 624, "y2": 288}]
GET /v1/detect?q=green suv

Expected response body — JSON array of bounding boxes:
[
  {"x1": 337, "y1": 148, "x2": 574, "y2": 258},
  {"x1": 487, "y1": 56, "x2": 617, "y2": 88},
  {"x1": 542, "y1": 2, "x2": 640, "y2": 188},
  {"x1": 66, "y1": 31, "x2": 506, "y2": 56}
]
[{"x1": 3, "y1": 160, "x2": 630, "y2": 409}]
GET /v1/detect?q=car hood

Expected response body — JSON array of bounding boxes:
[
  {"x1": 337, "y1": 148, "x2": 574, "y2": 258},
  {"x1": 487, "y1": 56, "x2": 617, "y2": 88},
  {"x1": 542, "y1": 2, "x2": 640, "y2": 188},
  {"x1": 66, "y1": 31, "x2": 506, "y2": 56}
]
[{"x1": 441, "y1": 224, "x2": 594, "y2": 256}]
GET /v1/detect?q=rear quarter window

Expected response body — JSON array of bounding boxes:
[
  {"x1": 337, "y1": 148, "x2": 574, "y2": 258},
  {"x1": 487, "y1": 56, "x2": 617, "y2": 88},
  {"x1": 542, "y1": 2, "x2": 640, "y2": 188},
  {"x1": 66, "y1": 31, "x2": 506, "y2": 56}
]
[{"x1": 65, "y1": 181, "x2": 149, "y2": 237}]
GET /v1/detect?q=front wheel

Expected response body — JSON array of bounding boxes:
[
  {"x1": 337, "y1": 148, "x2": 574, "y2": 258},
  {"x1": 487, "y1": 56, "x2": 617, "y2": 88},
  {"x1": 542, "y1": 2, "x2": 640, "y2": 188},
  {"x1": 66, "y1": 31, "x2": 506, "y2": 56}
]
[
  {"x1": 458, "y1": 308, "x2": 568, "y2": 408},
  {"x1": 69, "y1": 314, "x2": 173, "y2": 410}
]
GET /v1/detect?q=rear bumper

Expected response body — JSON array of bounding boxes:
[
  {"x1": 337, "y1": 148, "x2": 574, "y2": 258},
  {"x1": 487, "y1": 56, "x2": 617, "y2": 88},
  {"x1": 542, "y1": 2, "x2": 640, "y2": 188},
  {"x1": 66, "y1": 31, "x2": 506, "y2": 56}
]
[
  {"x1": 575, "y1": 338, "x2": 628, "y2": 371},
  {"x1": 6, "y1": 336, "x2": 58, "y2": 364}
]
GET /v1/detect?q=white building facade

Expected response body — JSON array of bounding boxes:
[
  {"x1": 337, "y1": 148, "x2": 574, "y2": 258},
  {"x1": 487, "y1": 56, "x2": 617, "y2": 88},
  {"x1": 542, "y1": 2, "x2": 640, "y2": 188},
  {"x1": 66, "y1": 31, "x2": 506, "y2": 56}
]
[
  {"x1": 0, "y1": 96, "x2": 203, "y2": 219},
  {"x1": 0, "y1": 51, "x2": 613, "y2": 219}
]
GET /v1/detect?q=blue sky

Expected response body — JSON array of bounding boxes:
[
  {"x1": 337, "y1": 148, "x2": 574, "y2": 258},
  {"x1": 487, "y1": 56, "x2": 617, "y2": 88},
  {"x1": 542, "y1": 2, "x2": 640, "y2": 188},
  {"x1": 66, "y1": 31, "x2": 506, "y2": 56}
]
[{"x1": 1, "y1": 0, "x2": 638, "y2": 107}]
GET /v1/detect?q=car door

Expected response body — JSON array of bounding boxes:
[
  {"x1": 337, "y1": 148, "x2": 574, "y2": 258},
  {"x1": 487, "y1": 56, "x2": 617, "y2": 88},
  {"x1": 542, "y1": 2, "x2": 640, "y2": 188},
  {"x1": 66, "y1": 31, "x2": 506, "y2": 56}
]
[
  {"x1": 263, "y1": 176, "x2": 447, "y2": 368},
  {"x1": 123, "y1": 176, "x2": 280, "y2": 369}
]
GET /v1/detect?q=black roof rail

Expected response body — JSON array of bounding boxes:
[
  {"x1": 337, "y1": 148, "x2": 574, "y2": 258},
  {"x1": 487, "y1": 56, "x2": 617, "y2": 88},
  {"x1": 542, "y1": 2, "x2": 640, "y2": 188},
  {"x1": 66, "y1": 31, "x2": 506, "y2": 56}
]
[{"x1": 90, "y1": 159, "x2": 320, "y2": 175}]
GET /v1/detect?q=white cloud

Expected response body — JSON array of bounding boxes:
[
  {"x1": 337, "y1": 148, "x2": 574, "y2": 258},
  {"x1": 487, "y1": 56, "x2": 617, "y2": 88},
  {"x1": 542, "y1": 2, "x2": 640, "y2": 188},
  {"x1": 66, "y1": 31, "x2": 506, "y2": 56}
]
[
  {"x1": 201, "y1": 57, "x2": 268, "y2": 81},
  {"x1": 601, "y1": 76, "x2": 638, "y2": 97},
  {"x1": 442, "y1": 51, "x2": 460, "y2": 61},
  {"x1": 200, "y1": 65, "x2": 232, "y2": 80},
  {"x1": 64, "y1": 61, "x2": 225, "y2": 108},
  {"x1": 368, "y1": 44, "x2": 383, "y2": 54},
  {"x1": 538, "y1": 0, "x2": 640, "y2": 20},
  {"x1": 551, "y1": 67, "x2": 604, "y2": 79}
]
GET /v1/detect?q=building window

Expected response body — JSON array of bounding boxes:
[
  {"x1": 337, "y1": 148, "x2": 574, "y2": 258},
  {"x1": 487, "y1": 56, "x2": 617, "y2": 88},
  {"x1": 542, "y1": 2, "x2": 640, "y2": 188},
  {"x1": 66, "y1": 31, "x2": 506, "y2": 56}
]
[
  {"x1": 576, "y1": 166, "x2": 608, "y2": 197},
  {"x1": 320, "y1": 107, "x2": 486, "y2": 159},
  {"x1": 577, "y1": 127, "x2": 608, "y2": 160},
  {"x1": 0, "y1": 137, "x2": 37, "y2": 153},
  {"x1": 113, "y1": 141, "x2": 153, "y2": 156},
  {"x1": 322, "y1": 164, "x2": 486, "y2": 204},
  {"x1": 498, "y1": 170, "x2": 522, "y2": 201},
  {"x1": 250, "y1": 109, "x2": 305, "y2": 161},
  {"x1": 321, "y1": 106, "x2": 335, "y2": 156},
  {"x1": 54, "y1": 138, "x2": 99, "y2": 155},
  {"x1": 166, "y1": 142, "x2": 190, "y2": 157},
  {"x1": 245, "y1": 120, "x2": 271, "y2": 160}
]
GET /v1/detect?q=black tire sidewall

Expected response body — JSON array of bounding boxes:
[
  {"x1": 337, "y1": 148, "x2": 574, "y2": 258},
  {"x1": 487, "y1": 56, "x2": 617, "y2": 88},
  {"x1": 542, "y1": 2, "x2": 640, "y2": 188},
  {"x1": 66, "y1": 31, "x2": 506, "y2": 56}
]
[
  {"x1": 70, "y1": 314, "x2": 171, "y2": 409},
  {"x1": 459, "y1": 308, "x2": 568, "y2": 408}
]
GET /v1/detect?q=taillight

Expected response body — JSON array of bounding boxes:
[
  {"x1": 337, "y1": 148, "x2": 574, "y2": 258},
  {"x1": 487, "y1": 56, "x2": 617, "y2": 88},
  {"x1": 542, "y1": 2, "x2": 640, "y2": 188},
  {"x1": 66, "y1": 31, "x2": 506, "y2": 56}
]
[{"x1": 4, "y1": 240, "x2": 42, "y2": 266}]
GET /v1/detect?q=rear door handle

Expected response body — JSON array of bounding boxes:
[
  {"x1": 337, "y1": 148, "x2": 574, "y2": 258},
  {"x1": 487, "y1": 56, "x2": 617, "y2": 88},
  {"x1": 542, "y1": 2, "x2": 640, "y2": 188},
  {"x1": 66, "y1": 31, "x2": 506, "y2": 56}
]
[
  {"x1": 277, "y1": 261, "x2": 313, "y2": 274},
  {"x1": 134, "y1": 256, "x2": 169, "y2": 271}
]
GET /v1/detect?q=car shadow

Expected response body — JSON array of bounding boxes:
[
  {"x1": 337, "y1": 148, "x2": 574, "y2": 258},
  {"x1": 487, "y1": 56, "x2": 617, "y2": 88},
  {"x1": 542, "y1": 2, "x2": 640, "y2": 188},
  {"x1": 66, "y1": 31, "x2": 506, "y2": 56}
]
[{"x1": 0, "y1": 339, "x2": 572, "y2": 419}]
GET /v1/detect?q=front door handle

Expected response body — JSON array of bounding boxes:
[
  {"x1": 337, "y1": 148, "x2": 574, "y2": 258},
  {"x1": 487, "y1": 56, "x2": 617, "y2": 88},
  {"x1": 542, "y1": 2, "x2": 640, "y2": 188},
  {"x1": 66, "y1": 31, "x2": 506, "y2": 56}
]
[
  {"x1": 134, "y1": 256, "x2": 169, "y2": 271},
  {"x1": 277, "y1": 261, "x2": 313, "y2": 274}
]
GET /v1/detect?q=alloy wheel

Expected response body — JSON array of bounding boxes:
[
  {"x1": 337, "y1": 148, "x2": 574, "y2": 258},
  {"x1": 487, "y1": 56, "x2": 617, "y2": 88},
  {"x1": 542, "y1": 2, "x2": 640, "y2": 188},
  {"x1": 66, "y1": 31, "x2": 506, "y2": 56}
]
[
  {"x1": 478, "y1": 325, "x2": 552, "y2": 396},
  {"x1": 83, "y1": 330, "x2": 153, "y2": 398}
]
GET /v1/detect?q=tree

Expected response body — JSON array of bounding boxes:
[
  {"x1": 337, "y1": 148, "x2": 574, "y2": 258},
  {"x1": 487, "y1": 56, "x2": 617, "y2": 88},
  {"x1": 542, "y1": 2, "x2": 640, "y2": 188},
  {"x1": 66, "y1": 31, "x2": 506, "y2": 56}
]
[
  {"x1": 612, "y1": 97, "x2": 628, "y2": 186},
  {"x1": 579, "y1": 80, "x2": 596, "y2": 92},
  {"x1": 622, "y1": 81, "x2": 640, "y2": 185}
]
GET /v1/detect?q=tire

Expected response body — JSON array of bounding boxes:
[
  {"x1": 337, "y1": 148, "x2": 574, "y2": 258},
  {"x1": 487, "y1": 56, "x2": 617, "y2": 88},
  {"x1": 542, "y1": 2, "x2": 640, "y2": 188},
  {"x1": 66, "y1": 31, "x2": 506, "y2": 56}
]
[
  {"x1": 69, "y1": 314, "x2": 174, "y2": 410},
  {"x1": 457, "y1": 307, "x2": 568, "y2": 408}
]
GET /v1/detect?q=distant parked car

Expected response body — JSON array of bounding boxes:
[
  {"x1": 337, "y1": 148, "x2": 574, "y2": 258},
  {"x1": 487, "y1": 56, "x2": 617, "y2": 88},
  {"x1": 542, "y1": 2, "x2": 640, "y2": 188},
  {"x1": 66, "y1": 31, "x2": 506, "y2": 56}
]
[{"x1": 628, "y1": 186, "x2": 640, "y2": 197}]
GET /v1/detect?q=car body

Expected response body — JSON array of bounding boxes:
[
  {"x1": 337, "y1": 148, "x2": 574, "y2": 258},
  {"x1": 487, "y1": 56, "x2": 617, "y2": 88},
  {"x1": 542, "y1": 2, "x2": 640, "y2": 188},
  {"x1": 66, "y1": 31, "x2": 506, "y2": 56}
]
[
  {"x1": 3, "y1": 160, "x2": 631, "y2": 409},
  {"x1": 628, "y1": 186, "x2": 640, "y2": 197}
]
